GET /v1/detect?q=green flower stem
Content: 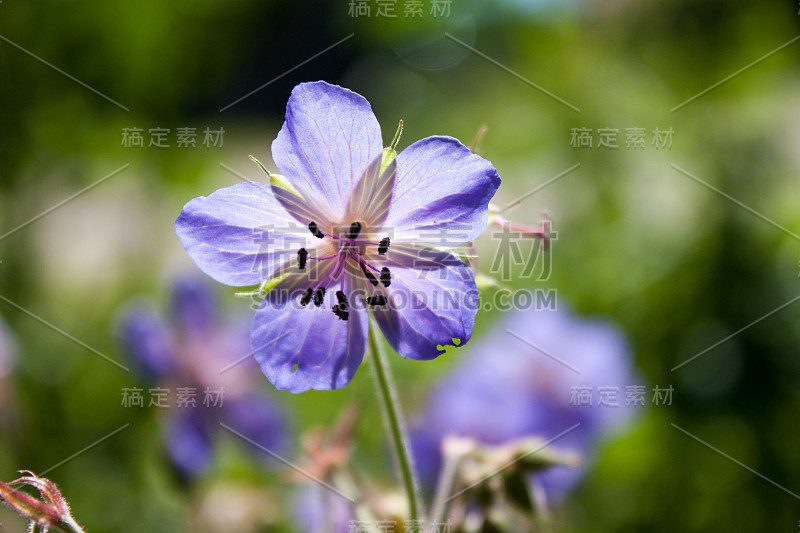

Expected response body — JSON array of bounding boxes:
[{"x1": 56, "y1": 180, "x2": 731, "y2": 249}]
[{"x1": 367, "y1": 320, "x2": 425, "y2": 522}]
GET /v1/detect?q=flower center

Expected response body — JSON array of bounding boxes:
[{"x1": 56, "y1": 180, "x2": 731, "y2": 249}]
[{"x1": 295, "y1": 220, "x2": 391, "y2": 320}]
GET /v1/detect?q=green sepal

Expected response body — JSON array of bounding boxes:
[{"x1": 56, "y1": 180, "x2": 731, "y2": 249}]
[
  {"x1": 475, "y1": 273, "x2": 511, "y2": 293},
  {"x1": 249, "y1": 155, "x2": 304, "y2": 199},
  {"x1": 378, "y1": 119, "x2": 403, "y2": 175},
  {"x1": 259, "y1": 272, "x2": 291, "y2": 294},
  {"x1": 380, "y1": 147, "x2": 396, "y2": 177},
  {"x1": 234, "y1": 271, "x2": 292, "y2": 299}
]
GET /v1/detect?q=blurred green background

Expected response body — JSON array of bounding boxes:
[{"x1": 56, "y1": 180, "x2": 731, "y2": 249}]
[{"x1": 1, "y1": 0, "x2": 800, "y2": 531}]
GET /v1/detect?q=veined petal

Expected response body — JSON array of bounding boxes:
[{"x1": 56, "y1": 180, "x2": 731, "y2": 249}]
[
  {"x1": 175, "y1": 181, "x2": 316, "y2": 287},
  {"x1": 271, "y1": 81, "x2": 384, "y2": 221},
  {"x1": 371, "y1": 245, "x2": 479, "y2": 360},
  {"x1": 381, "y1": 136, "x2": 501, "y2": 246},
  {"x1": 346, "y1": 149, "x2": 397, "y2": 228},
  {"x1": 270, "y1": 183, "x2": 332, "y2": 230},
  {"x1": 252, "y1": 273, "x2": 368, "y2": 393}
]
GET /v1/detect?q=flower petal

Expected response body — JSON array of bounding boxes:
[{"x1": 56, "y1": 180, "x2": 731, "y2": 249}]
[
  {"x1": 271, "y1": 81, "x2": 384, "y2": 221},
  {"x1": 171, "y1": 276, "x2": 217, "y2": 336},
  {"x1": 293, "y1": 485, "x2": 354, "y2": 533},
  {"x1": 0, "y1": 317, "x2": 16, "y2": 378},
  {"x1": 117, "y1": 306, "x2": 177, "y2": 380},
  {"x1": 221, "y1": 394, "x2": 289, "y2": 462},
  {"x1": 270, "y1": 184, "x2": 332, "y2": 230},
  {"x1": 251, "y1": 273, "x2": 368, "y2": 392},
  {"x1": 409, "y1": 427, "x2": 444, "y2": 491},
  {"x1": 371, "y1": 245, "x2": 479, "y2": 360},
  {"x1": 175, "y1": 181, "x2": 316, "y2": 287},
  {"x1": 165, "y1": 409, "x2": 213, "y2": 475},
  {"x1": 381, "y1": 136, "x2": 501, "y2": 246},
  {"x1": 346, "y1": 149, "x2": 397, "y2": 228}
]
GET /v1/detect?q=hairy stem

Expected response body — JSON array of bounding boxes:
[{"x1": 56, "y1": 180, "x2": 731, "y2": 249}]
[{"x1": 367, "y1": 321, "x2": 425, "y2": 522}]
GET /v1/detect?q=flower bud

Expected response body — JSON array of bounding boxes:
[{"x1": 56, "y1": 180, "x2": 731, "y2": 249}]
[{"x1": 0, "y1": 471, "x2": 85, "y2": 533}]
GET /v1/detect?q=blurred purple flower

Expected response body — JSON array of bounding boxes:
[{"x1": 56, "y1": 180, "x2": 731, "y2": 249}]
[
  {"x1": 0, "y1": 315, "x2": 17, "y2": 430},
  {"x1": 411, "y1": 306, "x2": 641, "y2": 502},
  {"x1": 0, "y1": 315, "x2": 14, "y2": 380},
  {"x1": 292, "y1": 485, "x2": 354, "y2": 533},
  {"x1": 117, "y1": 276, "x2": 288, "y2": 476},
  {"x1": 175, "y1": 81, "x2": 500, "y2": 392}
]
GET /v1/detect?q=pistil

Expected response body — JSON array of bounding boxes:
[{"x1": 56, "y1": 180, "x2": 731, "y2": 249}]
[{"x1": 298, "y1": 220, "x2": 393, "y2": 316}]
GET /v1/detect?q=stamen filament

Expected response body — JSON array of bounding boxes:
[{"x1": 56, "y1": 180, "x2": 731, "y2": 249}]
[
  {"x1": 309, "y1": 252, "x2": 340, "y2": 261},
  {"x1": 318, "y1": 231, "x2": 380, "y2": 246},
  {"x1": 356, "y1": 255, "x2": 381, "y2": 273},
  {"x1": 330, "y1": 252, "x2": 349, "y2": 289},
  {"x1": 298, "y1": 223, "x2": 392, "y2": 312},
  {"x1": 315, "y1": 252, "x2": 346, "y2": 291}
]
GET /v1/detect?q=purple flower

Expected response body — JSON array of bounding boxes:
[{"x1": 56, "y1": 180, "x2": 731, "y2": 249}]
[
  {"x1": 0, "y1": 315, "x2": 17, "y2": 429},
  {"x1": 176, "y1": 81, "x2": 500, "y2": 392},
  {"x1": 292, "y1": 485, "x2": 354, "y2": 533},
  {"x1": 117, "y1": 276, "x2": 288, "y2": 476},
  {"x1": 0, "y1": 315, "x2": 14, "y2": 380},
  {"x1": 411, "y1": 306, "x2": 640, "y2": 502}
]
